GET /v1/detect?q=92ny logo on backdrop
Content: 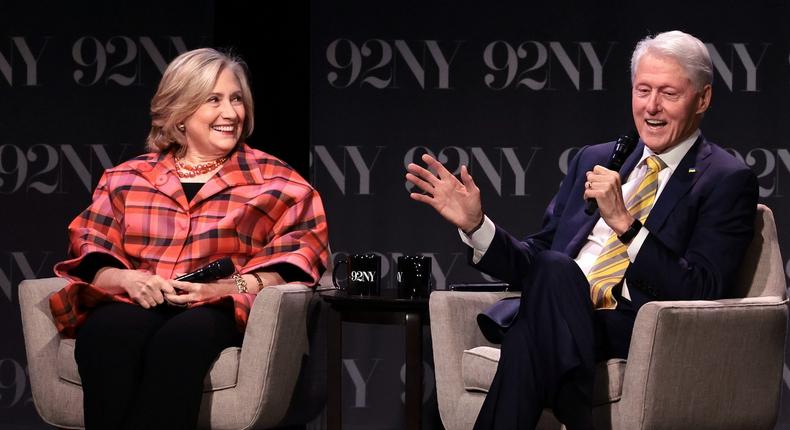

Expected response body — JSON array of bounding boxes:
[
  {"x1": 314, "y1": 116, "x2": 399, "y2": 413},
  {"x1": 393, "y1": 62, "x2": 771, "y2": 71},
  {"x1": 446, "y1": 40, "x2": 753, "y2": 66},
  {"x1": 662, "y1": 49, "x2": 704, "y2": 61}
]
[
  {"x1": 0, "y1": 252, "x2": 53, "y2": 304},
  {"x1": 0, "y1": 36, "x2": 198, "y2": 87},
  {"x1": 324, "y1": 39, "x2": 770, "y2": 92},
  {"x1": 0, "y1": 143, "x2": 134, "y2": 194},
  {"x1": 310, "y1": 145, "x2": 543, "y2": 197}
]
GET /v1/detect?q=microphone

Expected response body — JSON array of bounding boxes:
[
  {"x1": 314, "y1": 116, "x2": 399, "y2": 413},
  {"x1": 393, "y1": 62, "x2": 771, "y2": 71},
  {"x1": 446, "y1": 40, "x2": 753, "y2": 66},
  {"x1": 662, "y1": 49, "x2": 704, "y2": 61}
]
[
  {"x1": 175, "y1": 256, "x2": 235, "y2": 282},
  {"x1": 584, "y1": 131, "x2": 639, "y2": 215}
]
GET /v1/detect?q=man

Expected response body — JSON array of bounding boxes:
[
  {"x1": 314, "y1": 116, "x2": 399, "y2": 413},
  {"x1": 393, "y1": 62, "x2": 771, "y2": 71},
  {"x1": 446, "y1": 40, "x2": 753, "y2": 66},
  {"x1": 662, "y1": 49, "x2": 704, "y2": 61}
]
[{"x1": 405, "y1": 31, "x2": 758, "y2": 429}]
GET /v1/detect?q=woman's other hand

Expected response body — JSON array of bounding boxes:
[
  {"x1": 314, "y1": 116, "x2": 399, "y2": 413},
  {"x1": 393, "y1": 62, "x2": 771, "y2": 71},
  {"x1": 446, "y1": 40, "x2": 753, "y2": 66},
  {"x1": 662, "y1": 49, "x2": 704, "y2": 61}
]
[
  {"x1": 93, "y1": 268, "x2": 177, "y2": 309},
  {"x1": 165, "y1": 279, "x2": 236, "y2": 306}
]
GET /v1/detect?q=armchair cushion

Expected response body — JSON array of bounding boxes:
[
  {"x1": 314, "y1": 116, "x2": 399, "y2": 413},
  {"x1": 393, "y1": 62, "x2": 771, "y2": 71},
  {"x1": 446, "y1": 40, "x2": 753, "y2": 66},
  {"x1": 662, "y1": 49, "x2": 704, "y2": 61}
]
[
  {"x1": 461, "y1": 346, "x2": 627, "y2": 406},
  {"x1": 461, "y1": 346, "x2": 500, "y2": 392},
  {"x1": 200, "y1": 347, "x2": 241, "y2": 392},
  {"x1": 592, "y1": 359, "x2": 625, "y2": 406},
  {"x1": 56, "y1": 340, "x2": 80, "y2": 386}
]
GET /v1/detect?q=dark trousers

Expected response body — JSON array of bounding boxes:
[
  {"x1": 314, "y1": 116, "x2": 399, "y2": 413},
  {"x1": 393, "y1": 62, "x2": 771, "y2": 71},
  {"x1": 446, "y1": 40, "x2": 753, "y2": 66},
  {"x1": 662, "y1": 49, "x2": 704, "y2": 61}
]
[
  {"x1": 74, "y1": 302, "x2": 243, "y2": 430},
  {"x1": 473, "y1": 251, "x2": 637, "y2": 430}
]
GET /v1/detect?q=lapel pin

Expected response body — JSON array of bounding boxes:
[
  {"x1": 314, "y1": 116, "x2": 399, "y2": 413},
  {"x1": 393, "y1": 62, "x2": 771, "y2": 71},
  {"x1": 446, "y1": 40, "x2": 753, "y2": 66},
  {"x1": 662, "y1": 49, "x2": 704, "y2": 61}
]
[{"x1": 688, "y1": 168, "x2": 696, "y2": 173}]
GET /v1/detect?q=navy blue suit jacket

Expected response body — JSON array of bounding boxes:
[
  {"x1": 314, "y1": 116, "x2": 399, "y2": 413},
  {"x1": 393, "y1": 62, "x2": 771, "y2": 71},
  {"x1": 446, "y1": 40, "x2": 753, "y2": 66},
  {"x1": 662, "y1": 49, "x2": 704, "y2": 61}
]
[{"x1": 474, "y1": 135, "x2": 758, "y2": 310}]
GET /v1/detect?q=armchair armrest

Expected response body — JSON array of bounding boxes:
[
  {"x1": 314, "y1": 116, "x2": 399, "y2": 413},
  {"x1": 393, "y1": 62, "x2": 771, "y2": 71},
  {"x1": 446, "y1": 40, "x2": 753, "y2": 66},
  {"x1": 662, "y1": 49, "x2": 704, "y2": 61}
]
[
  {"x1": 227, "y1": 283, "x2": 314, "y2": 429},
  {"x1": 18, "y1": 277, "x2": 82, "y2": 427},
  {"x1": 617, "y1": 296, "x2": 788, "y2": 430},
  {"x1": 429, "y1": 290, "x2": 518, "y2": 429},
  {"x1": 449, "y1": 282, "x2": 511, "y2": 292}
]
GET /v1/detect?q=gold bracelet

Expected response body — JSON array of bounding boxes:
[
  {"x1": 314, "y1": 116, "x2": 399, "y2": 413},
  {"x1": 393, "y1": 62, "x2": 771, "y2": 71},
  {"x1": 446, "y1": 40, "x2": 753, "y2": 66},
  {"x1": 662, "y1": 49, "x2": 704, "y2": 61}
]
[
  {"x1": 232, "y1": 273, "x2": 248, "y2": 293},
  {"x1": 251, "y1": 272, "x2": 264, "y2": 292}
]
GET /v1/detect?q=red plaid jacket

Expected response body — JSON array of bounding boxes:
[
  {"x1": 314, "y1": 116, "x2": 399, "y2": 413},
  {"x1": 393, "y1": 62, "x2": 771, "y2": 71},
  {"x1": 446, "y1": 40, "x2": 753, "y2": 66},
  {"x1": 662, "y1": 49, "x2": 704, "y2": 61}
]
[{"x1": 50, "y1": 143, "x2": 329, "y2": 337}]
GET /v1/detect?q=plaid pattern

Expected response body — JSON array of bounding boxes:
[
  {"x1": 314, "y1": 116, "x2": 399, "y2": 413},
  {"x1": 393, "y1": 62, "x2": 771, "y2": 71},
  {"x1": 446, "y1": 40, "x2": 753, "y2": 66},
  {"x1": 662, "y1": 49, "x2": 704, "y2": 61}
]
[{"x1": 50, "y1": 143, "x2": 329, "y2": 338}]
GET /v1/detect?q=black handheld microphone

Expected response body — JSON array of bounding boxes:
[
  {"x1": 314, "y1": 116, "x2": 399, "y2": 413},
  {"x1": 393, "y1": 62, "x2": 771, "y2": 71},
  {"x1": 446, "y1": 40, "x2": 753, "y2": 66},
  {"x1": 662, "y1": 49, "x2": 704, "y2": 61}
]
[
  {"x1": 175, "y1": 256, "x2": 235, "y2": 282},
  {"x1": 584, "y1": 131, "x2": 639, "y2": 215}
]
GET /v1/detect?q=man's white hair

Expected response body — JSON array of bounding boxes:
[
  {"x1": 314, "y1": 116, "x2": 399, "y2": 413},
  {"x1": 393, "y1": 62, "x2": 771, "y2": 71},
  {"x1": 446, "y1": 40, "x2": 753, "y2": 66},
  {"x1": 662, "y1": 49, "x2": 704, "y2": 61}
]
[{"x1": 630, "y1": 30, "x2": 713, "y2": 91}]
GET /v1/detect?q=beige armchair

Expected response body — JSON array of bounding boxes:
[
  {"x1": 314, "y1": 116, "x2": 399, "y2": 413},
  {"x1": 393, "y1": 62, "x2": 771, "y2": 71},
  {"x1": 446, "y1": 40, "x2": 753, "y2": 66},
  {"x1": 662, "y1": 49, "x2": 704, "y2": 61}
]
[
  {"x1": 20, "y1": 279, "x2": 327, "y2": 429},
  {"x1": 430, "y1": 204, "x2": 788, "y2": 430}
]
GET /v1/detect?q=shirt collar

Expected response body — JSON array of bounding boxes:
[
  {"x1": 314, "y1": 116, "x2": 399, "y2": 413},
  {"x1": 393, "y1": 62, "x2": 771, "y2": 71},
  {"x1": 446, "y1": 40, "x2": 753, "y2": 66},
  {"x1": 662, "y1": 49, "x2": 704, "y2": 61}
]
[{"x1": 638, "y1": 129, "x2": 700, "y2": 173}]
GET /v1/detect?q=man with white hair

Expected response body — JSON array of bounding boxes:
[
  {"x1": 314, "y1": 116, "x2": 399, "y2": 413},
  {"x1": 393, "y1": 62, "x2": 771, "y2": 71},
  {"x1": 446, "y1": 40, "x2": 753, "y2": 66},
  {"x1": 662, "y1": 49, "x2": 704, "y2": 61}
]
[{"x1": 406, "y1": 30, "x2": 758, "y2": 429}]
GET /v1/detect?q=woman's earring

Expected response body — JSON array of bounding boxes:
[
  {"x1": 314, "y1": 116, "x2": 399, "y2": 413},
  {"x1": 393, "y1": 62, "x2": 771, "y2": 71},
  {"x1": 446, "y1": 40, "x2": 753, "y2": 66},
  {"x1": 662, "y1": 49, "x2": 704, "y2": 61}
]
[{"x1": 177, "y1": 123, "x2": 186, "y2": 132}]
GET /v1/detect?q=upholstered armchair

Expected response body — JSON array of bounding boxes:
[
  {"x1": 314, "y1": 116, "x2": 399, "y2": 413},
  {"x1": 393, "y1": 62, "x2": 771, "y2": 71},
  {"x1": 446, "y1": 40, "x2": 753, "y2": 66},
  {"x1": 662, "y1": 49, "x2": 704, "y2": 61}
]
[
  {"x1": 19, "y1": 277, "x2": 328, "y2": 429},
  {"x1": 430, "y1": 204, "x2": 788, "y2": 430}
]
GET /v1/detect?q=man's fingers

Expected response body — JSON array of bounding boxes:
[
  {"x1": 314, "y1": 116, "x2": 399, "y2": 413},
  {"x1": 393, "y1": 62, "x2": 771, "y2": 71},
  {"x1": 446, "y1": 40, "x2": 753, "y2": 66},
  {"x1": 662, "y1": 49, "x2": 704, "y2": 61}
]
[
  {"x1": 405, "y1": 173, "x2": 434, "y2": 194},
  {"x1": 460, "y1": 165, "x2": 477, "y2": 190},
  {"x1": 584, "y1": 188, "x2": 600, "y2": 200},
  {"x1": 421, "y1": 153, "x2": 453, "y2": 180},
  {"x1": 407, "y1": 163, "x2": 440, "y2": 186},
  {"x1": 410, "y1": 192, "x2": 432, "y2": 203},
  {"x1": 409, "y1": 192, "x2": 438, "y2": 208},
  {"x1": 586, "y1": 171, "x2": 620, "y2": 191},
  {"x1": 586, "y1": 172, "x2": 609, "y2": 182}
]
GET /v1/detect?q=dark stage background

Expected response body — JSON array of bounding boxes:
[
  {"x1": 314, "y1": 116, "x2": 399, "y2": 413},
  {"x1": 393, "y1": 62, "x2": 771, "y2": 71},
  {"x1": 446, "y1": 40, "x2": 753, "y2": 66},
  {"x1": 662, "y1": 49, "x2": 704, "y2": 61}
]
[{"x1": 3, "y1": 1, "x2": 790, "y2": 429}]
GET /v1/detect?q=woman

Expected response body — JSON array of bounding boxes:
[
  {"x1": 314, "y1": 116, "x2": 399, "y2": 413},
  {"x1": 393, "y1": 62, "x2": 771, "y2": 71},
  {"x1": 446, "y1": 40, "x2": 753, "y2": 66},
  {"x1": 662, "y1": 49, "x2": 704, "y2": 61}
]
[{"x1": 49, "y1": 48, "x2": 329, "y2": 429}]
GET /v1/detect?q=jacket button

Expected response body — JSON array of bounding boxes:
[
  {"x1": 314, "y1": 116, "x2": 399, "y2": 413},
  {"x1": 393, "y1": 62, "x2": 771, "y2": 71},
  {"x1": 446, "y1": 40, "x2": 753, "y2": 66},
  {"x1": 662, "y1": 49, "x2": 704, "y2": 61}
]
[{"x1": 156, "y1": 175, "x2": 168, "y2": 185}]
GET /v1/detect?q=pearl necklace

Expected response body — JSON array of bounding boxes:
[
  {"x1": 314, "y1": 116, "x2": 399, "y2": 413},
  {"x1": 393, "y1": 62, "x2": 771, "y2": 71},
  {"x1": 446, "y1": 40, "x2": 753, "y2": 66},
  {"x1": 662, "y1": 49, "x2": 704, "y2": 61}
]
[{"x1": 174, "y1": 155, "x2": 228, "y2": 178}]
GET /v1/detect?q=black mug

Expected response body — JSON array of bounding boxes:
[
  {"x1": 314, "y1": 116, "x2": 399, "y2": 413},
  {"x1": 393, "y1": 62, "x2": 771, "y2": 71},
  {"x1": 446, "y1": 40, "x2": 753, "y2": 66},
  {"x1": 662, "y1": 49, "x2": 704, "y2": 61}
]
[
  {"x1": 333, "y1": 253, "x2": 381, "y2": 295},
  {"x1": 396, "y1": 255, "x2": 432, "y2": 299}
]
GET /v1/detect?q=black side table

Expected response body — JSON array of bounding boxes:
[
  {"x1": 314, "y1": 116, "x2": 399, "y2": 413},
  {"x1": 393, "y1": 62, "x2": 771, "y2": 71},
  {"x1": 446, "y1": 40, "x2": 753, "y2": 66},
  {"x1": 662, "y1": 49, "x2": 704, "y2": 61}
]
[{"x1": 320, "y1": 289, "x2": 429, "y2": 430}]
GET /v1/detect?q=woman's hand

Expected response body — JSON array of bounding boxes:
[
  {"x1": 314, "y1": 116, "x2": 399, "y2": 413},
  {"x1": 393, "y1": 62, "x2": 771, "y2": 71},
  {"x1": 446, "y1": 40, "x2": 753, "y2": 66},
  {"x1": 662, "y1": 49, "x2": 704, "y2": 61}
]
[
  {"x1": 406, "y1": 153, "x2": 484, "y2": 233},
  {"x1": 93, "y1": 268, "x2": 177, "y2": 309},
  {"x1": 93, "y1": 268, "x2": 279, "y2": 308},
  {"x1": 165, "y1": 279, "x2": 237, "y2": 306}
]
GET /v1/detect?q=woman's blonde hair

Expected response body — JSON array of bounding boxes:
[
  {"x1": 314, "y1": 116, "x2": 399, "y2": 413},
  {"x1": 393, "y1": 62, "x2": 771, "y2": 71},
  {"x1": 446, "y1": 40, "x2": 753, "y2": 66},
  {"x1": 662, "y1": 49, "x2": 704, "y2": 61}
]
[{"x1": 145, "y1": 48, "x2": 255, "y2": 155}]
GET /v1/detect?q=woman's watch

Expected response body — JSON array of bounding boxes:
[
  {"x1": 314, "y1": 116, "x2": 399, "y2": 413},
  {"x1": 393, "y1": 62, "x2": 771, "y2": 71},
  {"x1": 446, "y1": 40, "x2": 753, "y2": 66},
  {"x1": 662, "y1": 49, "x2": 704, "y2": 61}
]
[{"x1": 617, "y1": 218, "x2": 643, "y2": 244}]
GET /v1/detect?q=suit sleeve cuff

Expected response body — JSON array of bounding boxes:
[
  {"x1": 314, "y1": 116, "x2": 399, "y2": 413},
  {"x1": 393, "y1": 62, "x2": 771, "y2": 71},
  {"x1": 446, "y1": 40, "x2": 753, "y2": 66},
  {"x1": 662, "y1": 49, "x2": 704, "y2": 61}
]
[
  {"x1": 626, "y1": 226, "x2": 650, "y2": 262},
  {"x1": 459, "y1": 215, "x2": 496, "y2": 264}
]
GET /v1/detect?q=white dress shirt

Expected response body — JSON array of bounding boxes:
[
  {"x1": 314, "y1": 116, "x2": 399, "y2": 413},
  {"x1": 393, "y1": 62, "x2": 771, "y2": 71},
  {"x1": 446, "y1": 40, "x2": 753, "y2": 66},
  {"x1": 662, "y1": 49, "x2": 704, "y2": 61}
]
[{"x1": 460, "y1": 130, "x2": 700, "y2": 300}]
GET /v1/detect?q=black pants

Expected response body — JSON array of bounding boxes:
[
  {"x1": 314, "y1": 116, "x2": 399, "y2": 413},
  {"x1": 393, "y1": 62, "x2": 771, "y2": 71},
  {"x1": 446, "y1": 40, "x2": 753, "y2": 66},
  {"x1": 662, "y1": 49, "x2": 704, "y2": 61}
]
[
  {"x1": 473, "y1": 251, "x2": 637, "y2": 430},
  {"x1": 74, "y1": 302, "x2": 243, "y2": 430}
]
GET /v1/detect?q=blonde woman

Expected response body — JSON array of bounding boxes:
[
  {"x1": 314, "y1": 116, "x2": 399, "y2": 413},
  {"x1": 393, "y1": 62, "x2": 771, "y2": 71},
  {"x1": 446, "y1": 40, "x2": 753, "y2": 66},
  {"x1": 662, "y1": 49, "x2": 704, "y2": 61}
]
[{"x1": 50, "y1": 48, "x2": 329, "y2": 429}]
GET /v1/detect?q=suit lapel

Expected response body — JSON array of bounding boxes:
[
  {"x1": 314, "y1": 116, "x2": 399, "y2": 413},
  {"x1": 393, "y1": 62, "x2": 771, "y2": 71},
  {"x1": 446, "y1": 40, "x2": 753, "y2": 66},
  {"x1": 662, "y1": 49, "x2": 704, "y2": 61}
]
[
  {"x1": 645, "y1": 136, "x2": 712, "y2": 231},
  {"x1": 618, "y1": 141, "x2": 644, "y2": 180},
  {"x1": 564, "y1": 210, "x2": 599, "y2": 256}
]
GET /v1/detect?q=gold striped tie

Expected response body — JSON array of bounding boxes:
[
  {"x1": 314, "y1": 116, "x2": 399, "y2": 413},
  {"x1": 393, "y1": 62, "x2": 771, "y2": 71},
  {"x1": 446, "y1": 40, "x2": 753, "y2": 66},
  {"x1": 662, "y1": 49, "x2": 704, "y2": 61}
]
[{"x1": 588, "y1": 155, "x2": 666, "y2": 310}]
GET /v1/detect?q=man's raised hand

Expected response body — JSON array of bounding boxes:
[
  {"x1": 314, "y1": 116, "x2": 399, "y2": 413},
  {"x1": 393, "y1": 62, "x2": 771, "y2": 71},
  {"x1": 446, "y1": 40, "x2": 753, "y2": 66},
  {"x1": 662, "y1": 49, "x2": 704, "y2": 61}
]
[{"x1": 406, "y1": 153, "x2": 484, "y2": 234}]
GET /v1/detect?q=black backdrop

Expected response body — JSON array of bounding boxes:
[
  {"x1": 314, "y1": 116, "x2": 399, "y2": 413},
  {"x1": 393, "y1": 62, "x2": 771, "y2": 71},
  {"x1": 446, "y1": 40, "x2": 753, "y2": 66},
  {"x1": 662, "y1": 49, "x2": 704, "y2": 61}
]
[{"x1": 3, "y1": 1, "x2": 790, "y2": 429}]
